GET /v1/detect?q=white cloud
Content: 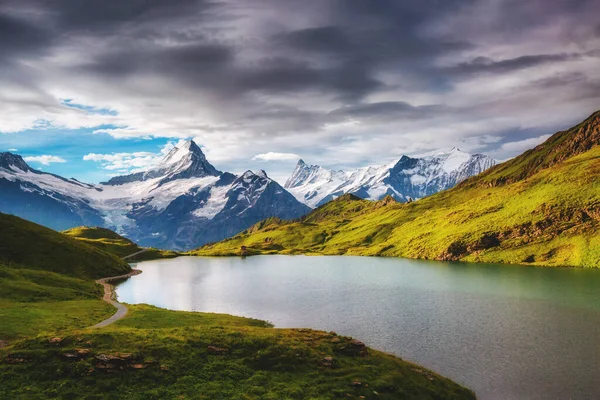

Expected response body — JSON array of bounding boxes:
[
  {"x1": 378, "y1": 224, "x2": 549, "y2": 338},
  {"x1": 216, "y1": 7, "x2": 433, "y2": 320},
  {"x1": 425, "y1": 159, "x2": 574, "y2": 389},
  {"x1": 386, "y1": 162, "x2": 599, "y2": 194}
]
[
  {"x1": 7, "y1": 148, "x2": 18, "y2": 152},
  {"x1": 498, "y1": 134, "x2": 552, "y2": 154},
  {"x1": 252, "y1": 152, "x2": 300, "y2": 161},
  {"x1": 83, "y1": 151, "x2": 159, "y2": 172},
  {"x1": 82, "y1": 141, "x2": 181, "y2": 173},
  {"x1": 23, "y1": 155, "x2": 67, "y2": 165}
]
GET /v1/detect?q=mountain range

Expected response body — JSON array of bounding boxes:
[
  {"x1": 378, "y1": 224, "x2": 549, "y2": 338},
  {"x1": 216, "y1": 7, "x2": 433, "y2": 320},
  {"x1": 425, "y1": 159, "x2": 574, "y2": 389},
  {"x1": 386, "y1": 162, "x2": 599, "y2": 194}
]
[
  {"x1": 0, "y1": 141, "x2": 309, "y2": 250},
  {"x1": 0, "y1": 141, "x2": 494, "y2": 251},
  {"x1": 285, "y1": 148, "x2": 496, "y2": 207},
  {"x1": 196, "y1": 111, "x2": 600, "y2": 268}
]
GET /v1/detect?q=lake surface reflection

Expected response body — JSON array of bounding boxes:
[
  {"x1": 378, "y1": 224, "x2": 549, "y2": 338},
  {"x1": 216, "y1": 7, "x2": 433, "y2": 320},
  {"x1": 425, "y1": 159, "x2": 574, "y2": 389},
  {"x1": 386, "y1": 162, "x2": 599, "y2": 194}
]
[{"x1": 116, "y1": 256, "x2": 600, "y2": 399}]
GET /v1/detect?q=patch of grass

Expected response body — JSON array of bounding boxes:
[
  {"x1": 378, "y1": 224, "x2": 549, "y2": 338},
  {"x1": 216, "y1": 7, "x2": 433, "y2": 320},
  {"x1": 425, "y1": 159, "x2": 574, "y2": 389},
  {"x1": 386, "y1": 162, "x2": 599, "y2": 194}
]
[
  {"x1": 194, "y1": 112, "x2": 600, "y2": 268},
  {"x1": 64, "y1": 226, "x2": 179, "y2": 261},
  {"x1": 0, "y1": 262, "x2": 114, "y2": 340},
  {"x1": 0, "y1": 264, "x2": 103, "y2": 302},
  {"x1": 0, "y1": 305, "x2": 474, "y2": 399},
  {"x1": 0, "y1": 300, "x2": 113, "y2": 340}
]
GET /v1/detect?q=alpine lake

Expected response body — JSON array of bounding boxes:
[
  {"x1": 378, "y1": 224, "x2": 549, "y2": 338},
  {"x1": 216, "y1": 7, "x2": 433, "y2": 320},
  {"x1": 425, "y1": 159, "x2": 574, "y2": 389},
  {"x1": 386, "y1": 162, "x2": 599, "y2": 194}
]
[{"x1": 116, "y1": 255, "x2": 600, "y2": 399}]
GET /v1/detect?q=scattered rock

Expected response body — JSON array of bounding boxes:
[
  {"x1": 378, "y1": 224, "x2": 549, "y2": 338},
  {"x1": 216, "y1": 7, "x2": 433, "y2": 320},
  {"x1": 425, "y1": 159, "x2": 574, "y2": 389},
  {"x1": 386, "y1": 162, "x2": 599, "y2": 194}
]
[
  {"x1": 5, "y1": 356, "x2": 26, "y2": 364},
  {"x1": 94, "y1": 353, "x2": 134, "y2": 372},
  {"x1": 49, "y1": 337, "x2": 63, "y2": 345},
  {"x1": 351, "y1": 381, "x2": 362, "y2": 388},
  {"x1": 96, "y1": 354, "x2": 126, "y2": 363},
  {"x1": 411, "y1": 368, "x2": 436, "y2": 381},
  {"x1": 0, "y1": 340, "x2": 8, "y2": 348},
  {"x1": 330, "y1": 337, "x2": 341, "y2": 343},
  {"x1": 75, "y1": 348, "x2": 91, "y2": 356},
  {"x1": 62, "y1": 352, "x2": 80, "y2": 360},
  {"x1": 160, "y1": 365, "x2": 170, "y2": 371},
  {"x1": 95, "y1": 363, "x2": 117, "y2": 371},
  {"x1": 339, "y1": 339, "x2": 368, "y2": 357},
  {"x1": 130, "y1": 364, "x2": 146, "y2": 369},
  {"x1": 207, "y1": 346, "x2": 228, "y2": 355},
  {"x1": 113, "y1": 352, "x2": 133, "y2": 360},
  {"x1": 320, "y1": 356, "x2": 335, "y2": 368}
]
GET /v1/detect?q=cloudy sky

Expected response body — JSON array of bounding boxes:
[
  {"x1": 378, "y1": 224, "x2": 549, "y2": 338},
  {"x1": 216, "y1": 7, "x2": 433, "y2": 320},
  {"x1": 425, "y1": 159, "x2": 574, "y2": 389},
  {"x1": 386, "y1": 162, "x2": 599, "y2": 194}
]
[{"x1": 1, "y1": 0, "x2": 599, "y2": 184}]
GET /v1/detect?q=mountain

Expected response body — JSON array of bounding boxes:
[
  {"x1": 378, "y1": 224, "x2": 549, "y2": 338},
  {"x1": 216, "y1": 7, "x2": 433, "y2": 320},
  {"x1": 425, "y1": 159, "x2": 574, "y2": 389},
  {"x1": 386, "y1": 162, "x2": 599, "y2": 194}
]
[
  {"x1": 285, "y1": 148, "x2": 496, "y2": 207},
  {"x1": 0, "y1": 141, "x2": 310, "y2": 250},
  {"x1": 0, "y1": 153, "x2": 105, "y2": 230},
  {"x1": 196, "y1": 111, "x2": 600, "y2": 268}
]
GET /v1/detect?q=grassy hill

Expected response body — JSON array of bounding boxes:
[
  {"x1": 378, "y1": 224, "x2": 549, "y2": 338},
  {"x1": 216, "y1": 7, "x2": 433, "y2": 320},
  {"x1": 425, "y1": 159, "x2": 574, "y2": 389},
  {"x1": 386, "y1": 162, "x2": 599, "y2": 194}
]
[
  {"x1": 0, "y1": 210, "x2": 473, "y2": 398},
  {"x1": 195, "y1": 111, "x2": 600, "y2": 268},
  {"x1": 0, "y1": 213, "x2": 131, "y2": 279},
  {"x1": 64, "y1": 226, "x2": 178, "y2": 261}
]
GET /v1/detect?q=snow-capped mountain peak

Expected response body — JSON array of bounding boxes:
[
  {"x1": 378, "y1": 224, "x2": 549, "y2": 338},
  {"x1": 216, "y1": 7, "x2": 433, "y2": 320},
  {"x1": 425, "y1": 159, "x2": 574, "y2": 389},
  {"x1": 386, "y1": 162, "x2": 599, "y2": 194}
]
[
  {"x1": 285, "y1": 159, "x2": 346, "y2": 189},
  {"x1": 0, "y1": 152, "x2": 31, "y2": 172},
  {"x1": 158, "y1": 140, "x2": 204, "y2": 168},
  {"x1": 438, "y1": 148, "x2": 472, "y2": 173},
  {"x1": 255, "y1": 169, "x2": 269, "y2": 179},
  {"x1": 286, "y1": 149, "x2": 496, "y2": 208},
  {"x1": 104, "y1": 140, "x2": 220, "y2": 186}
]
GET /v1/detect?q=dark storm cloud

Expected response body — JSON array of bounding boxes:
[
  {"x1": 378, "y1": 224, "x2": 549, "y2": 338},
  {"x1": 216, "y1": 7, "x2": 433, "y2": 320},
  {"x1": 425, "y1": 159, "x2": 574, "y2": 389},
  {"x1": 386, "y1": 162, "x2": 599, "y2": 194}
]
[
  {"x1": 329, "y1": 102, "x2": 448, "y2": 120},
  {"x1": 445, "y1": 53, "x2": 584, "y2": 76},
  {"x1": 0, "y1": 12, "x2": 51, "y2": 55},
  {"x1": 54, "y1": 0, "x2": 207, "y2": 29},
  {"x1": 1, "y1": 0, "x2": 600, "y2": 169}
]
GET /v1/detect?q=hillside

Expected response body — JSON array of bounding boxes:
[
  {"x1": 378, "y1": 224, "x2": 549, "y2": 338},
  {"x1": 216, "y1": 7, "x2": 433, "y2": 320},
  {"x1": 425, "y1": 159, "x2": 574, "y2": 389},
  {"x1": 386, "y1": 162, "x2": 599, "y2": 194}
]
[
  {"x1": 0, "y1": 213, "x2": 130, "y2": 279},
  {"x1": 63, "y1": 227, "x2": 178, "y2": 261},
  {"x1": 195, "y1": 111, "x2": 600, "y2": 268}
]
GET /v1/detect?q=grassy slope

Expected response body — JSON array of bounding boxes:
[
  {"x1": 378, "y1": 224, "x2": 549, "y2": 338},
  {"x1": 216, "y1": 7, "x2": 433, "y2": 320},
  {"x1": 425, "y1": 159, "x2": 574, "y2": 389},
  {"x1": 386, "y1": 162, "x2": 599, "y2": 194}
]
[
  {"x1": 195, "y1": 111, "x2": 600, "y2": 268},
  {"x1": 0, "y1": 213, "x2": 131, "y2": 279},
  {"x1": 0, "y1": 213, "x2": 474, "y2": 398},
  {"x1": 0, "y1": 263, "x2": 114, "y2": 339},
  {"x1": 1, "y1": 305, "x2": 474, "y2": 399},
  {"x1": 0, "y1": 215, "x2": 131, "y2": 340},
  {"x1": 64, "y1": 226, "x2": 178, "y2": 261}
]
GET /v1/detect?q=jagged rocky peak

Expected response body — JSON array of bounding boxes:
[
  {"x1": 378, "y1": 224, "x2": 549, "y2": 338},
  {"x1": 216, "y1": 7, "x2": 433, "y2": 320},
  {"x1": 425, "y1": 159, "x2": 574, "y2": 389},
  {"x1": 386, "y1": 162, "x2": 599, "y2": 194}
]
[
  {"x1": 238, "y1": 169, "x2": 270, "y2": 183},
  {"x1": 285, "y1": 159, "x2": 346, "y2": 189},
  {"x1": 255, "y1": 169, "x2": 269, "y2": 179},
  {"x1": 151, "y1": 140, "x2": 220, "y2": 179},
  {"x1": 0, "y1": 152, "x2": 31, "y2": 172},
  {"x1": 104, "y1": 140, "x2": 221, "y2": 185}
]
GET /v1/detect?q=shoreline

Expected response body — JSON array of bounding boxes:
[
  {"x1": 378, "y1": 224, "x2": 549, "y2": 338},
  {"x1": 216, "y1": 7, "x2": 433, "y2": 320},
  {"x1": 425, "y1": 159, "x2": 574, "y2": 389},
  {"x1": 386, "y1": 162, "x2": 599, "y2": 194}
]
[{"x1": 90, "y1": 269, "x2": 142, "y2": 329}]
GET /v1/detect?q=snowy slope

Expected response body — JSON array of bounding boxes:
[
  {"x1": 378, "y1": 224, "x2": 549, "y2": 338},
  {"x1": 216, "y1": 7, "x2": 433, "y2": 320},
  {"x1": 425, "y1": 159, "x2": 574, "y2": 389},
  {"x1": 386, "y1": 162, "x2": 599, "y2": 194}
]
[
  {"x1": 284, "y1": 160, "x2": 349, "y2": 207},
  {"x1": 286, "y1": 148, "x2": 496, "y2": 207},
  {"x1": 0, "y1": 142, "x2": 309, "y2": 250}
]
